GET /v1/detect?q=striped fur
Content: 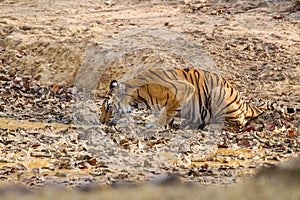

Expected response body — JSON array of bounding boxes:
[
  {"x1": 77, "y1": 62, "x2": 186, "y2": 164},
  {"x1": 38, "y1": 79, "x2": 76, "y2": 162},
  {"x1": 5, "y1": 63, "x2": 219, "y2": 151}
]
[{"x1": 100, "y1": 68, "x2": 265, "y2": 129}]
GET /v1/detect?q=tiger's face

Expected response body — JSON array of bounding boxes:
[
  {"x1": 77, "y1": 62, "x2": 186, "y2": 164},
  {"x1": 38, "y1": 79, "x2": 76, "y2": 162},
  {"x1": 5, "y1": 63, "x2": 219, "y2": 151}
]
[{"x1": 100, "y1": 80, "x2": 118, "y2": 125}]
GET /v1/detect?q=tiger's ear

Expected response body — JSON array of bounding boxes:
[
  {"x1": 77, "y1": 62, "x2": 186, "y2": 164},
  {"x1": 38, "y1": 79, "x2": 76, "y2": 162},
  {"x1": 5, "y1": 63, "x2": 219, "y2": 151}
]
[{"x1": 109, "y1": 80, "x2": 118, "y2": 90}]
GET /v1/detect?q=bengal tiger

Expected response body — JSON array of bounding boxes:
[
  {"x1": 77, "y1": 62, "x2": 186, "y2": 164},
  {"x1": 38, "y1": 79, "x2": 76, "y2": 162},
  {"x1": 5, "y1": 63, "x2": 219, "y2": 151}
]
[{"x1": 100, "y1": 68, "x2": 298, "y2": 130}]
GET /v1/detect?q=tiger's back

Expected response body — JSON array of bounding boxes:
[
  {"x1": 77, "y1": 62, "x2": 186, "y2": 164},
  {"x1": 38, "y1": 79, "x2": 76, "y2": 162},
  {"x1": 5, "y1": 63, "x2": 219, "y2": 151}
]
[{"x1": 100, "y1": 68, "x2": 263, "y2": 129}]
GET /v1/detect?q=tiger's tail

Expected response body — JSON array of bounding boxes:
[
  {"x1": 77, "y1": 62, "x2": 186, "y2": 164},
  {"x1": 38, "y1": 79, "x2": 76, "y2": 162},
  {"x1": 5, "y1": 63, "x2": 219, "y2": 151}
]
[
  {"x1": 242, "y1": 102, "x2": 299, "y2": 130},
  {"x1": 245, "y1": 105, "x2": 263, "y2": 120},
  {"x1": 256, "y1": 101, "x2": 300, "y2": 114},
  {"x1": 245, "y1": 101, "x2": 300, "y2": 121},
  {"x1": 249, "y1": 102, "x2": 300, "y2": 117}
]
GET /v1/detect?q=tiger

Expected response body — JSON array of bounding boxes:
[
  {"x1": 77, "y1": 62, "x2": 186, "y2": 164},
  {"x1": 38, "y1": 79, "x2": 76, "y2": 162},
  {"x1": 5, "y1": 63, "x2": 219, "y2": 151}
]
[{"x1": 100, "y1": 67, "x2": 298, "y2": 130}]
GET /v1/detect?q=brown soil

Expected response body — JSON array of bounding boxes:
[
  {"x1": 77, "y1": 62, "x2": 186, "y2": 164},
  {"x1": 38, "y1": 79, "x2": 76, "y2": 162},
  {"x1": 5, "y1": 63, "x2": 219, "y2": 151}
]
[{"x1": 0, "y1": 0, "x2": 299, "y2": 197}]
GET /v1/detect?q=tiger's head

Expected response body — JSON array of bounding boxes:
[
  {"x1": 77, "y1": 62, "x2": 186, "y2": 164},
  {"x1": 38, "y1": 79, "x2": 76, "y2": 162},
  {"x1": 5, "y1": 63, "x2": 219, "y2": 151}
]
[{"x1": 100, "y1": 80, "x2": 118, "y2": 125}]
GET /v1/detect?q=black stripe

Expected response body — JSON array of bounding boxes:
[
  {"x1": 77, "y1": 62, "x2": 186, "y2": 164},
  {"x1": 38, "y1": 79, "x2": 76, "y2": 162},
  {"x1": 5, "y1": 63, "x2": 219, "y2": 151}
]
[
  {"x1": 214, "y1": 91, "x2": 239, "y2": 118},
  {"x1": 155, "y1": 98, "x2": 160, "y2": 111},
  {"x1": 165, "y1": 93, "x2": 169, "y2": 106},
  {"x1": 137, "y1": 91, "x2": 150, "y2": 109},
  {"x1": 162, "y1": 70, "x2": 174, "y2": 80},
  {"x1": 209, "y1": 74, "x2": 214, "y2": 91},
  {"x1": 225, "y1": 104, "x2": 243, "y2": 115},
  {"x1": 193, "y1": 81, "x2": 202, "y2": 124},
  {"x1": 171, "y1": 69, "x2": 181, "y2": 79},
  {"x1": 193, "y1": 70, "x2": 202, "y2": 106},
  {"x1": 148, "y1": 70, "x2": 179, "y2": 97},
  {"x1": 214, "y1": 86, "x2": 224, "y2": 108},
  {"x1": 182, "y1": 70, "x2": 188, "y2": 80},
  {"x1": 145, "y1": 85, "x2": 155, "y2": 108},
  {"x1": 183, "y1": 68, "x2": 190, "y2": 73},
  {"x1": 214, "y1": 74, "x2": 220, "y2": 86},
  {"x1": 203, "y1": 73, "x2": 209, "y2": 98},
  {"x1": 201, "y1": 109, "x2": 207, "y2": 122},
  {"x1": 189, "y1": 96, "x2": 196, "y2": 124},
  {"x1": 247, "y1": 106, "x2": 261, "y2": 118},
  {"x1": 139, "y1": 77, "x2": 149, "y2": 82},
  {"x1": 198, "y1": 123, "x2": 206, "y2": 130},
  {"x1": 225, "y1": 99, "x2": 244, "y2": 115}
]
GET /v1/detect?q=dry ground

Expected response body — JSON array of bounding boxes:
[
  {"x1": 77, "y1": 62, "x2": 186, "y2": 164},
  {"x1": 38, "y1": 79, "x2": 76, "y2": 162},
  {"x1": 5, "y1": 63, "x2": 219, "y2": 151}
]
[{"x1": 0, "y1": 0, "x2": 300, "y2": 198}]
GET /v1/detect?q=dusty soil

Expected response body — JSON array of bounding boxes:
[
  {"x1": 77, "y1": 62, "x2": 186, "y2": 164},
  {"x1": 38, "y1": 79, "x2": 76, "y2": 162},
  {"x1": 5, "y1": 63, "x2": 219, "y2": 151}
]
[{"x1": 0, "y1": 0, "x2": 300, "y2": 197}]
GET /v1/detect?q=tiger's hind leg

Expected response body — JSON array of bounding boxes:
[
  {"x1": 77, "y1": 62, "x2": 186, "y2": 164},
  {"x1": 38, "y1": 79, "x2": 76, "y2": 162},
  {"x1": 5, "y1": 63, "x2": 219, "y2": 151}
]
[{"x1": 210, "y1": 85, "x2": 259, "y2": 129}]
